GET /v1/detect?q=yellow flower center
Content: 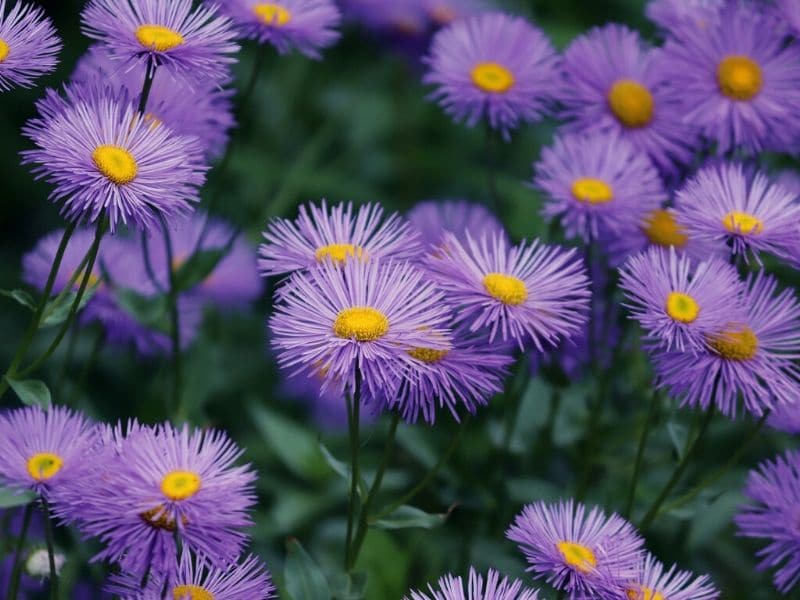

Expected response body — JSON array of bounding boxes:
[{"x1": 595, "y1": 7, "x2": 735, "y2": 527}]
[
  {"x1": 408, "y1": 347, "x2": 449, "y2": 363},
  {"x1": 665, "y1": 291, "x2": 700, "y2": 324},
  {"x1": 172, "y1": 585, "x2": 215, "y2": 600},
  {"x1": 571, "y1": 178, "x2": 614, "y2": 204},
  {"x1": 161, "y1": 470, "x2": 202, "y2": 501},
  {"x1": 315, "y1": 243, "x2": 365, "y2": 264},
  {"x1": 26, "y1": 452, "x2": 64, "y2": 482},
  {"x1": 471, "y1": 62, "x2": 515, "y2": 93},
  {"x1": 557, "y1": 541, "x2": 597, "y2": 573},
  {"x1": 723, "y1": 211, "x2": 763, "y2": 235},
  {"x1": 253, "y1": 3, "x2": 292, "y2": 26},
  {"x1": 707, "y1": 326, "x2": 758, "y2": 361},
  {"x1": 92, "y1": 145, "x2": 138, "y2": 185},
  {"x1": 0, "y1": 39, "x2": 9, "y2": 63},
  {"x1": 607, "y1": 79, "x2": 655, "y2": 128},
  {"x1": 626, "y1": 586, "x2": 665, "y2": 600},
  {"x1": 717, "y1": 55, "x2": 763, "y2": 101},
  {"x1": 643, "y1": 209, "x2": 688, "y2": 247},
  {"x1": 135, "y1": 24, "x2": 185, "y2": 52},
  {"x1": 333, "y1": 307, "x2": 389, "y2": 341},
  {"x1": 140, "y1": 505, "x2": 178, "y2": 531},
  {"x1": 483, "y1": 273, "x2": 528, "y2": 306}
]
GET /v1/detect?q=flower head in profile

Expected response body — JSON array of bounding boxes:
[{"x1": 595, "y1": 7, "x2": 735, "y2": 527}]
[
  {"x1": 426, "y1": 232, "x2": 590, "y2": 351},
  {"x1": 424, "y1": 12, "x2": 559, "y2": 137},
  {"x1": 661, "y1": 2, "x2": 800, "y2": 154},
  {"x1": 507, "y1": 500, "x2": 644, "y2": 598},
  {"x1": 0, "y1": 0, "x2": 61, "y2": 91},
  {"x1": 603, "y1": 553, "x2": 719, "y2": 600},
  {"x1": 652, "y1": 271, "x2": 800, "y2": 417},
  {"x1": 646, "y1": 0, "x2": 723, "y2": 31},
  {"x1": 23, "y1": 86, "x2": 207, "y2": 232},
  {"x1": 620, "y1": 247, "x2": 744, "y2": 352},
  {"x1": 405, "y1": 567, "x2": 541, "y2": 600},
  {"x1": 736, "y1": 450, "x2": 800, "y2": 593},
  {"x1": 534, "y1": 130, "x2": 665, "y2": 243},
  {"x1": 259, "y1": 200, "x2": 421, "y2": 277},
  {"x1": 214, "y1": 0, "x2": 341, "y2": 58},
  {"x1": 407, "y1": 199, "x2": 507, "y2": 252},
  {"x1": 674, "y1": 163, "x2": 800, "y2": 265},
  {"x1": 559, "y1": 24, "x2": 697, "y2": 173}
]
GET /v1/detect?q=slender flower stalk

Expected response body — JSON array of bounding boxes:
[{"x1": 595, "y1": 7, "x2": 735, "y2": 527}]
[
  {"x1": 344, "y1": 368, "x2": 363, "y2": 571},
  {"x1": 41, "y1": 498, "x2": 58, "y2": 600},
  {"x1": 7, "y1": 503, "x2": 33, "y2": 600},
  {"x1": 160, "y1": 216, "x2": 184, "y2": 420},
  {"x1": 625, "y1": 390, "x2": 660, "y2": 518}
]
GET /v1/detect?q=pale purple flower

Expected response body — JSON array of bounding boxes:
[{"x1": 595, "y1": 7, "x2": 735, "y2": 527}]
[
  {"x1": 601, "y1": 553, "x2": 719, "y2": 600},
  {"x1": 0, "y1": 0, "x2": 61, "y2": 91},
  {"x1": 407, "y1": 199, "x2": 506, "y2": 252},
  {"x1": 405, "y1": 567, "x2": 540, "y2": 600},
  {"x1": 646, "y1": 0, "x2": 724, "y2": 31}
]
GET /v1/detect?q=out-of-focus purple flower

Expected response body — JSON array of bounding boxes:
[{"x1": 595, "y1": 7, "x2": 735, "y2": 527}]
[
  {"x1": 534, "y1": 130, "x2": 664, "y2": 243},
  {"x1": 559, "y1": 24, "x2": 697, "y2": 174},
  {"x1": 652, "y1": 271, "x2": 800, "y2": 418},
  {"x1": 601, "y1": 553, "x2": 719, "y2": 600},
  {"x1": 81, "y1": 0, "x2": 239, "y2": 84},
  {"x1": 736, "y1": 450, "x2": 800, "y2": 593},
  {"x1": 407, "y1": 199, "x2": 506, "y2": 252},
  {"x1": 342, "y1": 0, "x2": 489, "y2": 38},
  {"x1": 774, "y1": 169, "x2": 800, "y2": 199},
  {"x1": 424, "y1": 12, "x2": 559, "y2": 137},
  {"x1": 506, "y1": 499, "x2": 644, "y2": 599},
  {"x1": 426, "y1": 232, "x2": 590, "y2": 351},
  {"x1": 259, "y1": 200, "x2": 421, "y2": 277},
  {"x1": 660, "y1": 3, "x2": 800, "y2": 154},
  {"x1": 767, "y1": 401, "x2": 800, "y2": 435},
  {"x1": 645, "y1": 0, "x2": 723, "y2": 31},
  {"x1": 775, "y1": 0, "x2": 800, "y2": 37},
  {"x1": 0, "y1": 0, "x2": 61, "y2": 91},
  {"x1": 405, "y1": 567, "x2": 541, "y2": 600}
]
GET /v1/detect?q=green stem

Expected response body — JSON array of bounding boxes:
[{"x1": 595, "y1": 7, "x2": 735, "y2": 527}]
[
  {"x1": 137, "y1": 56, "x2": 157, "y2": 115},
  {"x1": 484, "y1": 123, "x2": 499, "y2": 210},
  {"x1": 7, "y1": 503, "x2": 33, "y2": 600},
  {"x1": 344, "y1": 369, "x2": 362, "y2": 572},
  {"x1": 159, "y1": 216, "x2": 183, "y2": 421},
  {"x1": 625, "y1": 390, "x2": 660, "y2": 518},
  {"x1": 41, "y1": 498, "x2": 59, "y2": 600}
]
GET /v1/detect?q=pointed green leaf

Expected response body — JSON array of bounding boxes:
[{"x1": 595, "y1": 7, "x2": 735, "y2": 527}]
[
  {"x1": 372, "y1": 505, "x2": 447, "y2": 530},
  {"x1": 319, "y1": 442, "x2": 366, "y2": 497},
  {"x1": 330, "y1": 572, "x2": 367, "y2": 600},
  {"x1": 41, "y1": 289, "x2": 96, "y2": 327},
  {"x1": 0, "y1": 486, "x2": 36, "y2": 508},
  {"x1": 0, "y1": 289, "x2": 36, "y2": 311},
  {"x1": 284, "y1": 538, "x2": 332, "y2": 600},
  {"x1": 173, "y1": 248, "x2": 228, "y2": 292},
  {"x1": 7, "y1": 378, "x2": 51, "y2": 409},
  {"x1": 115, "y1": 287, "x2": 169, "y2": 331}
]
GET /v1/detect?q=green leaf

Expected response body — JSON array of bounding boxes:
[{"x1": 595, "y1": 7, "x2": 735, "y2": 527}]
[
  {"x1": 667, "y1": 422, "x2": 688, "y2": 459},
  {"x1": 7, "y1": 378, "x2": 52, "y2": 409},
  {"x1": 173, "y1": 248, "x2": 227, "y2": 292},
  {"x1": 319, "y1": 442, "x2": 367, "y2": 498},
  {"x1": 115, "y1": 287, "x2": 169, "y2": 331},
  {"x1": 284, "y1": 538, "x2": 332, "y2": 600},
  {"x1": 330, "y1": 572, "x2": 367, "y2": 600},
  {"x1": 0, "y1": 486, "x2": 36, "y2": 508},
  {"x1": 0, "y1": 288, "x2": 36, "y2": 311},
  {"x1": 41, "y1": 289, "x2": 96, "y2": 327},
  {"x1": 372, "y1": 505, "x2": 448, "y2": 530}
]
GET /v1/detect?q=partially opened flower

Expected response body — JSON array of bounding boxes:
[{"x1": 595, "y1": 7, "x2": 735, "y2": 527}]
[
  {"x1": 534, "y1": 130, "x2": 665, "y2": 243},
  {"x1": 736, "y1": 450, "x2": 800, "y2": 593},
  {"x1": 646, "y1": 0, "x2": 723, "y2": 31},
  {"x1": 214, "y1": 0, "x2": 341, "y2": 58},
  {"x1": 674, "y1": 163, "x2": 800, "y2": 265},
  {"x1": 259, "y1": 200, "x2": 421, "y2": 277},
  {"x1": 407, "y1": 199, "x2": 506, "y2": 251},
  {"x1": 426, "y1": 232, "x2": 590, "y2": 351},
  {"x1": 603, "y1": 553, "x2": 719, "y2": 600},
  {"x1": 405, "y1": 567, "x2": 540, "y2": 600},
  {"x1": 424, "y1": 11, "x2": 559, "y2": 137},
  {"x1": 0, "y1": 0, "x2": 61, "y2": 91},
  {"x1": 507, "y1": 500, "x2": 644, "y2": 598}
]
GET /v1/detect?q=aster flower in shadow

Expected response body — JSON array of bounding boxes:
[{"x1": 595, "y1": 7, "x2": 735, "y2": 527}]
[
  {"x1": 407, "y1": 199, "x2": 507, "y2": 253},
  {"x1": 0, "y1": 0, "x2": 61, "y2": 91},
  {"x1": 405, "y1": 567, "x2": 541, "y2": 600},
  {"x1": 645, "y1": 0, "x2": 723, "y2": 32},
  {"x1": 601, "y1": 553, "x2": 719, "y2": 600}
]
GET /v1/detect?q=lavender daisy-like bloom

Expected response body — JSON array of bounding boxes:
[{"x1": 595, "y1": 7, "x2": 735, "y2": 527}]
[
  {"x1": 559, "y1": 24, "x2": 696, "y2": 173},
  {"x1": 109, "y1": 550, "x2": 275, "y2": 599},
  {"x1": 23, "y1": 228, "x2": 106, "y2": 298},
  {"x1": 507, "y1": 500, "x2": 644, "y2": 598},
  {"x1": 270, "y1": 258, "x2": 450, "y2": 400},
  {"x1": 652, "y1": 271, "x2": 800, "y2": 417},
  {"x1": 535, "y1": 130, "x2": 665, "y2": 243},
  {"x1": 81, "y1": 0, "x2": 239, "y2": 84},
  {"x1": 603, "y1": 553, "x2": 719, "y2": 600},
  {"x1": 661, "y1": 3, "x2": 800, "y2": 154},
  {"x1": 674, "y1": 163, "x2": 800, "y2": 265},
  {"x1": 0, "y1": 406, "x2": 97, "y2": 502},
  {"x1": 424, "y1": 12, "x2": 559, "y2": 137},
  {"x1": 619, "y1": 247, "x2": 743, "y2": 352},
  {"x1": 22, "y1": 87, "x2": 207, "y2": 232},
  {"x1": 259, "y1": 200, "x2": 421, "y2": 277},
  {"x1": 426, "y1": 232, "x2": 590, "y2": 351},
  {"x1": 405, "y1": 567, "x2": 540, "y2": 600},
  {"x1": 0, "y1": 0, "x2": 61, "y2": 91},
  {"x1": 736, "y1": 450, "x2": 800, "y2": 593},
  {"x1": 646, "y1": 0, "x2": 723, "y2": 31},
  {"x1": 213, "y1": 0, "x2": 341, "y2": 58},
  {"x1": 74, "y1": 423, "x2": 257, "y2": 579},
  {"x1": 407, "y1": 199, "x2": 506, "y2": 251}
]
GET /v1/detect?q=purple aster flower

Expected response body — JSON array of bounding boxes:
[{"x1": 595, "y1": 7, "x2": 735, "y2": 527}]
[
  {"x1": 645, "y1": 0, "x2": 723, "y2": 31},
  {"x1": 81, "y1": 0, "x2": 239, "y2": 84},
  {"x1": 651, "y1": 271, "x2": 800, "y2": 417},
  {"x1": 22, "y1": 86, "x2": 207, "y2": 232},
  {"x1": 506, "y1": 499, "x2": 645, "y2": 599},
  {"x1": 109, "y1": 550, "x2": 275, "y2": 599},
  {"x1": 601, "y1": 553, "x2": 719, "y2": 600},
  {"x1": 405, "y1": 567, "x2": 540, "y2": 600},
  {"x1": 0, "y1": 0, "x2": 61, "y2": 91},
  {"x1": 269, "y1": 258, "x2": 450, "y2": 401},
  {"x1": 736, "y1": 450, "x2": 800, "y2": 593},
  {"x1": 774, "y1": 169, "x2": 800, "y2": 199},
  {"x1": 559, "y1": 24, "x2": 697, "y2": 174},
  {"x1": 423, "y1": 11, "x2": 559, "y2": 137},
  {"x1": 71, "y1": 422, "x2": 257, "y2": 580},
  {"x1": 673, "y1": 163, "x2": 800, "y2": 265},
  {"x1": 407, "y1": 199, "x2": 506, "y2": 252},
  {"x1": 534, "y1": 130, "x2": 665, "y2": 243},
  {"x1": 425, "y1": 232, "x2": 590, "y2": 351},
  {"x1": 258, "y1": 200, "x2": 421, "y2": 277},
  {"x1": 213, "y1": 0, "x2": 341, "y2": 59},
  {"x1": 767, "y1": 401, "x2": 800, "y2": 435},
  {"x1": 0, "y1": 406, "x2": 98, "y2": 503},
  {"x1": 619, "y1": 247, "x2": 744, "y2": 352},
  {"x1": 660, "y1": 3, "x2": 800, "y2": 154},
  {"x1": 775, "y1": 0, "x2": 800, "y2": 37}
]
